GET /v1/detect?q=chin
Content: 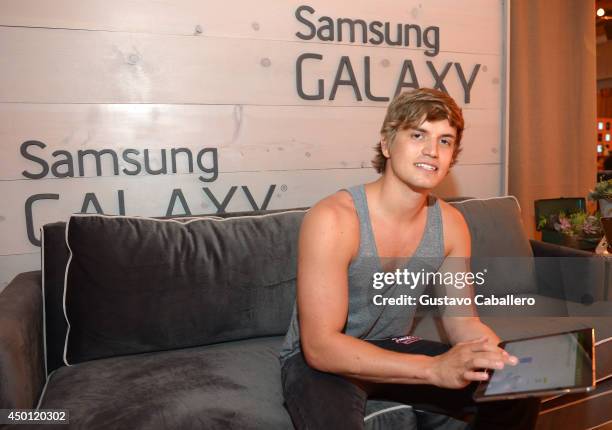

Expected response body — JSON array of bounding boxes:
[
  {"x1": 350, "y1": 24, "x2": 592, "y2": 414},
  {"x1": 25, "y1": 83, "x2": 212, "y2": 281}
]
[
  {"x1": 387, "y1": 165, "x2": 447, "y2": 192},
  {"x1": 405, "y1": 172, "x2": 444, "y2": 191},
  {"x1": 400, "y1": 178, "x2": 439, "y2": 193},
  {"x1": 411, "y1": 184, "x2": 437, "y2": 193}
]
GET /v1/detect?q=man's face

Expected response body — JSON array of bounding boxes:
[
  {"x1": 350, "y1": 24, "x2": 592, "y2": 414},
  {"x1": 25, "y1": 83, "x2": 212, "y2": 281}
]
[{"x1": 381, "y1": 118, "x2": 457, "y2": 191}]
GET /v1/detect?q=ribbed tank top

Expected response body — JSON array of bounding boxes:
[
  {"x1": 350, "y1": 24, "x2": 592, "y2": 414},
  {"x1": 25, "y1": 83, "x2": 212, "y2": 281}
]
[{"x1": 279, "y1": 184, "x2": 445, "y2": 366}]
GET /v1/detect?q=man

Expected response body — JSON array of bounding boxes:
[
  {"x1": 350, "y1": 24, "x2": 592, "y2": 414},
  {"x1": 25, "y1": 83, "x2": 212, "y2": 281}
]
[{"x1": 279, "y1": 88, "x2": 540, "y2": 429}]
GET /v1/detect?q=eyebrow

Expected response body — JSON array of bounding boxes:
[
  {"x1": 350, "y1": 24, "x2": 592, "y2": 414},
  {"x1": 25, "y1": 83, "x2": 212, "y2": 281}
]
[{"x1": 413, "y1": 127, "x2": 456, "y2": 139}]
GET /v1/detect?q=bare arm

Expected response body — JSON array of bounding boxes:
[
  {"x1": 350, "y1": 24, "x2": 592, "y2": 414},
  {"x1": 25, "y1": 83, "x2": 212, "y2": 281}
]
[
  {"x1": 297, "y1": 200, "x2": 433, "y2": 384},
  {"x1": 438, "y1": 204, "x2": 505, "y2": 348},
  {"x1": 297, "y1": 197, "x2": 514, "y2": 388}
]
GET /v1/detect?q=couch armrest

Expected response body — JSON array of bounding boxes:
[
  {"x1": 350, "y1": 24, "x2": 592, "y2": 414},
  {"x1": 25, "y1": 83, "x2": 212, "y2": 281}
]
[
  {"x1": 0, "y1": 271, "x2": 45, "y2": 409},
  {"x1": 529, "y1": 239, "x2": 596, "y2": 258},
  {"x1": 529, "y1": 240, "x2": 608, "y2": 304}
]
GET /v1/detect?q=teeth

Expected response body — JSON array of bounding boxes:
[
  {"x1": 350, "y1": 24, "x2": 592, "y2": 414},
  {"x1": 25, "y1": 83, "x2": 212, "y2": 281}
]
[{"x1": 415, "y1": 163, "x2": 437, "y2": 171}]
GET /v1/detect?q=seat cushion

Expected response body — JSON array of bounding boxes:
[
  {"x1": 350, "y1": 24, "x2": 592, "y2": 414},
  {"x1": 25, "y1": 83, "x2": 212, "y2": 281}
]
[
  {"x1": 36, "y1": 336, "x2": 468, "y2": 430},
  {"x1": 38, "y1": 337, "x2": 293, "y2": 430}
]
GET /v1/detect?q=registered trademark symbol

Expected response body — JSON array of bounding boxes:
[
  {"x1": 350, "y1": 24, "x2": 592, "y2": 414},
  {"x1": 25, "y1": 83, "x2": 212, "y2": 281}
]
[{"x1": 280, "y1": 184, "x2": 288, "y2": 192}]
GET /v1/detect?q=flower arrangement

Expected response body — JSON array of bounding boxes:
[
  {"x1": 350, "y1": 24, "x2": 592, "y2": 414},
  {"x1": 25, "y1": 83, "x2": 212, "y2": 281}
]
[
  {"x1": 537, "y1": 210, "x2": 603, "y2": 238},
  {"x1": 588, "y1": 179, "x2": 612, "y2": 201}
]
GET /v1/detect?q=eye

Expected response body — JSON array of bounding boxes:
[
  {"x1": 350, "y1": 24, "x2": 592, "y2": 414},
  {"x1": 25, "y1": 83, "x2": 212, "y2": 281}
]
[
  {"x1": 440, "y1": 138, "x2": 454, "y2": 146},
  {"x1": 411, "y1": 132, "x2": 423, "y2": 140}
]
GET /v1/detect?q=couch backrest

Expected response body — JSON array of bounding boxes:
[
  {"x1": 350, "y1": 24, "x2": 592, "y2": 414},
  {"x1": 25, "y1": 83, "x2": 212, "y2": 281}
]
[
  {"x1": 42, "y1": 221, "x2": 72, "y2": 374},
  {"x1": 451, "y1": 196, "x2": 538, "y2": 302},
  {"x1": 42, "y1": 209, "x2": 306, "y2": 371},
  {"x1": 41, "y1": 196, "x2": 535, "y2": 371}
]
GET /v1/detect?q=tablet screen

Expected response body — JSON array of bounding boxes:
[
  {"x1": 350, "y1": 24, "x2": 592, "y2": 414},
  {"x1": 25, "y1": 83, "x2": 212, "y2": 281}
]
[{"x1": 482, "y1": 329, "x2": 594, "y2": 397}]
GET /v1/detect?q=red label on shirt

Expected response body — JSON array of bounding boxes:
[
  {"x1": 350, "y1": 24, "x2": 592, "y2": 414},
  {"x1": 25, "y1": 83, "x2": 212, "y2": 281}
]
[{"x1": 391, "y1": 335, "x2": 421, "y2": 345}]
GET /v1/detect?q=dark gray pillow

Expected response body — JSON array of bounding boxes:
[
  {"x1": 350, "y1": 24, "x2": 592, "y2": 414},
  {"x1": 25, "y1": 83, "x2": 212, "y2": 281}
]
[
  {"x1": 450, "y1": 197, "x2": 538, "y2": 296},
  {"x1": 63, "y1": 211, "x2": 305, "y2": 365}
]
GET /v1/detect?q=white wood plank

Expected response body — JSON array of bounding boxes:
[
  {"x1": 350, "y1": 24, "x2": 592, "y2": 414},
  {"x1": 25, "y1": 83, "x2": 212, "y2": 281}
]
[
  {"x1": 0, "y1": 252, "x2": 39, "y2": 293},
  {"x1": 0, "y1": 27, "x2": 502, "y2": 107},
  {"x1": 0, "y1": 164, "x2": 499, "y2": 255},
  {"x1": 0, "y1": 168, "x2": 376, "y2": 255},
  {"x1": 0, "y1": 164, "x2": 501, "y2": 290},
  {"x1": 0, "y1": 0, "x2": 502, "y2": 55},
  {"x1": 0, "y1": 0, "x2": 506, "y2": 287},
  {"x1": 435, "y1": 163, "x2": 502, "y2": 199},
  {"x1": 0, "y1": 104, "x2": 502, "y2": 181}
]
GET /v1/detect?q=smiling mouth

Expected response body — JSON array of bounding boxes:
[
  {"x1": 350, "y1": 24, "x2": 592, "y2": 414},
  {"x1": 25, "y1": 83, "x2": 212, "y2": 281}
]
[{"x1": 414, "y1": 162, "x2": 438, "y2": 172}]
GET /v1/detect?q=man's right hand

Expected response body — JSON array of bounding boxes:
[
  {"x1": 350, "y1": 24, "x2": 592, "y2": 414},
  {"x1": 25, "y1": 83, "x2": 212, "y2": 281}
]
[{"x1": 427, "y1": 337, "x2": 518, "y2": 389}]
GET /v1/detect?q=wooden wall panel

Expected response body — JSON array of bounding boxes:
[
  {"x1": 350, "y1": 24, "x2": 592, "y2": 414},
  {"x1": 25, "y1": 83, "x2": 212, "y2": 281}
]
[
  {"x1": 0, "y1": 162, "x2": 501, "y2": 292},
  {"x1": 0, "y1": 0, "x2": 502, "y2": 54},
  {"x1": 2, "y1": 168, "x2": 378, "y2": 254},
  {"x1": 1, "y1": 163, "x2": 500, "y2": 255},
  {"x1": 0, "y1": 1, "x2": 506, "y2": 288},
  {"x1": 0, "y1": 104, "x2": 501, "y2": 181},
  {"x1": 0, "y1": 27, "x2": 500, "y2": 106}
]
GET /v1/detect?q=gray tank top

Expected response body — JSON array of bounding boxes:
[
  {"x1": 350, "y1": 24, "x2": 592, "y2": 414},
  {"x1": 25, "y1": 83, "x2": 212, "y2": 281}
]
[{"x1": 279, "y1": 184, "x2": 445, "y2": 366}]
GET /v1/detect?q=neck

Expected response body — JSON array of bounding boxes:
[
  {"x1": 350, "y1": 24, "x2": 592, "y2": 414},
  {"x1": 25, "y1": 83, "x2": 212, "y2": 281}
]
[{"x1": 366, "y1": 174, "x2": 429, "y2": 221}]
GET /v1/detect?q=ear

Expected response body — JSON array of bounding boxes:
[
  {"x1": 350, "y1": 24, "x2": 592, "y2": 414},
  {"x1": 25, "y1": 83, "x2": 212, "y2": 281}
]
[{"x1": 381, "y1": 136, "x2": 391, "y2": 158}]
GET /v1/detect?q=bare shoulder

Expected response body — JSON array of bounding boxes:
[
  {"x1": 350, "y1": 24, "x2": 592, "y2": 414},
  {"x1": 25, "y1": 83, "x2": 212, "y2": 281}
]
[
  {"x1": 437, "y1": 199, "x2": 468, "y2": 231},
  {"x1": 301, "y1": 190, "x2": 360, "y2": 259},
  {"x1": 437, "y1": 199, "x2": 470, "y2": 256}
]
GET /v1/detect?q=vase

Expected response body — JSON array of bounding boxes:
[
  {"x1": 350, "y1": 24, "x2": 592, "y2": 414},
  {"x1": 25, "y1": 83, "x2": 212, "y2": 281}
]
[
  {"x1": 599, "y1": 199, "x2": 612, "y2": 218},
  {"x1": 561, "y1": 235, "x2": 580, "y2": 249},
  {"x1": 560, "y1": 234, "x2": 601, "y2": 251}
]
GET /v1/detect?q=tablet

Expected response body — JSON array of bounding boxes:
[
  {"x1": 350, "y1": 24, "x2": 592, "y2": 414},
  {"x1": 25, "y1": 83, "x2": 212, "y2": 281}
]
[{"x1": 473, "y1": 328, "x2": 595, "y2": 402}]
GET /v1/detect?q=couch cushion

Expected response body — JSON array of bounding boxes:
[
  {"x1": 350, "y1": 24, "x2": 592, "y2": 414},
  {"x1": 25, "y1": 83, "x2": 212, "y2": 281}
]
[
  {"x1": 41, "y1": 209, "x2": 307, "y2": 374},
  {"x1": 36, "y1": 336, "x2": 464, "y2": 430},
  {"x1": 63, "y1": 211, "x2": 305, "y2": 364},
  {"x1": 450, "y1": 196, "x2": 538, "y2": 295},
  {"x1": 449, "y1": 196, "x2": 532, "y2": 257},
  {"x1": 38, "y1": 337, "x2": 293, "y2": 429},
  {"x1": 42, "y1": 222, "x2": 71, "y2": 374},
  {"x1": 363, "y1": 401, "x2": 467, "y2": 430}
]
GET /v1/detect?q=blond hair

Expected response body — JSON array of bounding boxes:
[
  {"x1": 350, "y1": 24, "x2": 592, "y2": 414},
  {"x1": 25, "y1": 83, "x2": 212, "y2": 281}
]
[{"x1": 372, "y1": 88, "x2": 464, "y2": 173}]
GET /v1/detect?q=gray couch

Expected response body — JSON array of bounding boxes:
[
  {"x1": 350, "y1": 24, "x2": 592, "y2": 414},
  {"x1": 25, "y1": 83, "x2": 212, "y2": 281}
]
[{"x1": 1, "y1": 196, "x2": 611, "y2": 429}]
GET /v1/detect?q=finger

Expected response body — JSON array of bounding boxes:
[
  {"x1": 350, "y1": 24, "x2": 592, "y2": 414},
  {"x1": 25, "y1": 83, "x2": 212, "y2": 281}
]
[
  {"x1": 469, "y1": 340, "x2": 500, "y2": 353},
  {"x1": 470, "y1": 357, "x2": 504, "y2": 370},
  {"x1": 463, "y1": 370, "x2": 489, "y2": 382},
  {"x1": 488, "y1": 348, "x2": 518, "y2": 365},
  {"x1": 471, "y1": 350, "x2": 518, "y2": 367},
  {"x1": 477, "y1": 350, "x2": 508, "y2": 361},
  {"x1": 505, "y1": 354, "x2": 519, "y2": 365},
  {"x1": 471, "y1": 340, "x2": 514, "y2": 355},
  {"x1": 502, "y1": 350, "x2": 517, "y2": 364},
  {"x1": 461, "y1": 336, "x2": 488, "y2": 347}
]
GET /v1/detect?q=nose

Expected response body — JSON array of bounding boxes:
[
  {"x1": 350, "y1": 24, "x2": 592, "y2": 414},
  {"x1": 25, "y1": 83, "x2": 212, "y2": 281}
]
[{"x1": 422, "y1": 139, "x2": 439, "y2": 158}]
